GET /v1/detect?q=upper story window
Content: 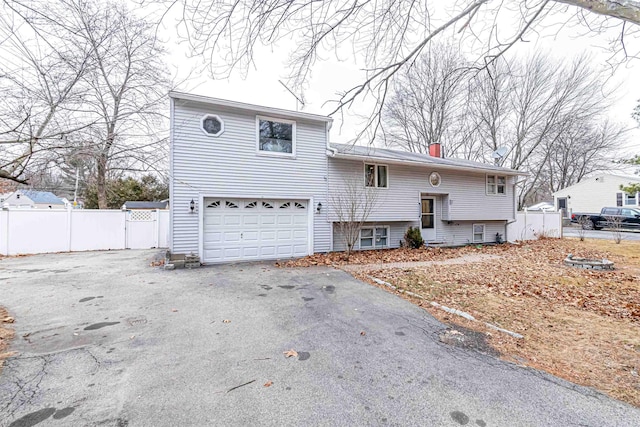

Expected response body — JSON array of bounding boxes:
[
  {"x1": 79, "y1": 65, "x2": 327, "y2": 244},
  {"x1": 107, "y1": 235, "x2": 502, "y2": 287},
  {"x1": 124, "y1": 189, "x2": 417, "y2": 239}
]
[
  {"x1": 365, "y1": 164, "x2": 388, "y2": 188},
  {"x1": 486, "y1": 175, "x2": 506, "y2": 195},
  {"x1": 201, "y1": 114, "x2": 224, "y2": 137},
  {"x1": 257, "y1": 116, "x2": 295, "y2": 156}
]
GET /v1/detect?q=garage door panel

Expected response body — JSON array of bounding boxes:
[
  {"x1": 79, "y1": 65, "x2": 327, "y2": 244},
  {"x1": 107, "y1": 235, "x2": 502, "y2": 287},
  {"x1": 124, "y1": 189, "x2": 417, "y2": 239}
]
[
  {"x1": 293, "y1": 229, "x2": 307, "y2": 239},
  {"x1": 261, "y1": 215, "x2": 276, "y2": 225},
  {"x1": 277, "y1": 216, "x2": 293, "y2": 225},
  {"x1": 243, "y1": 216, "x2": 259, "y2": 226},
  {"x1": 203, "y1": 198, "x2": 309, "y2": 263},
  {"x1": 242, "y1": 231, "x2": 259, "y2": 241},
  {"x1": 223, "y1": 231, "x2": 241, "y2": 243},
  {"x1": 277, "y1": 230, "x2": 292, "y2": 240}
]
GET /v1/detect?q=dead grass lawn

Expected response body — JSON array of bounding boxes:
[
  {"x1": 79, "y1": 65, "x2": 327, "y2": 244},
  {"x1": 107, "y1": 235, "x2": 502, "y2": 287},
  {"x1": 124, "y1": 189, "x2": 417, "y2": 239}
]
[{"x1": 291, "y1": 238, "x2": 640, "y2": 407}]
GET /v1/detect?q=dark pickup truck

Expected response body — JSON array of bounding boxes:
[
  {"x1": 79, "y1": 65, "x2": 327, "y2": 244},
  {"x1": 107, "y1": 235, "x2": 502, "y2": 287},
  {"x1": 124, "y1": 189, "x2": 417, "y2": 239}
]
[{"x1": 572, "y1": 207, "x2": 640, "y2": 230}]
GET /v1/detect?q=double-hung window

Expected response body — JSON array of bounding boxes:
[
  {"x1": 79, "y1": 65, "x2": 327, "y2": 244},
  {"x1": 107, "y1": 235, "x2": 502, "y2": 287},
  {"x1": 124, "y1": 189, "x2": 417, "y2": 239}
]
[
  {"x1": 486, "y1": 175, "x2": 506, "y2": 195},
  {"x1": 624, "y1": 192, "x2": 639, "y2": 206},
  {"x1": 365, "y1": 164, "x2": 388, "y2": 188},
  {"x1": 360, "y1": 227, "x2": 389, "y2": 249},
  {"x1": 472, "y1": 224, "x2": 485, "y2": 243}
]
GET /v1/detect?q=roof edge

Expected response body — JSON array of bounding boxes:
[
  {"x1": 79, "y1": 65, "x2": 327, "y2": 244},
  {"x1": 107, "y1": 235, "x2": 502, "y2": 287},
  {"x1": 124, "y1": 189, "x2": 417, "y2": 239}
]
[
  {"x1": 169, "y1": 91, "x2": 333, "y2": 123},
  {"x1": 329, "y1": 152, "x2": 527, "y2": 176}
]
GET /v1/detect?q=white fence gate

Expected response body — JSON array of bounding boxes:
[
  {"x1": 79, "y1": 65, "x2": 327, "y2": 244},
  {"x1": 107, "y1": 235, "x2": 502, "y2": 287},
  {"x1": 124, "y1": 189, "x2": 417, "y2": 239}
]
[
  {"x1": 0, "y1": 209, "x2": 169, "y2": 256},
  {"x1": 507, "y1": 210, "x2": 563, "y2": 242}
]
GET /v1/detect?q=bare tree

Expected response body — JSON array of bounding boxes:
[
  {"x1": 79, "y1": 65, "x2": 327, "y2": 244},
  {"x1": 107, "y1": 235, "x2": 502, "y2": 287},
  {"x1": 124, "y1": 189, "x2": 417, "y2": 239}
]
[
  {"x1": 70, "y1": 1, "x2": 171, "y2": 208},
  {"x1": 382, "y1": 43, "x2": 472, "y2": 156},
  {"x1": 148, "y1": 0, "x2": 640, "y2": 138},
  {"x1": 0, "y1": 0, "x2": 172, "y2": 206},
  {"x1": 468, "y1": 53, "x2": 618, "y2": 208},
  {"x1": 330, "y1": 177, "x2": 378, "y2": 259},
  {"x1": 0, "y1": 1, "x2": 95, "y2": 183}
]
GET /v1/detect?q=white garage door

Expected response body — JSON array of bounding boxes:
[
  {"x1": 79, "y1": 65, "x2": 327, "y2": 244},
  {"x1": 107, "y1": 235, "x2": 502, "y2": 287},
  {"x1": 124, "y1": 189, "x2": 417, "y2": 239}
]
[{"x1": 203, "y1": 198, "x2": 310, "y2": 263}]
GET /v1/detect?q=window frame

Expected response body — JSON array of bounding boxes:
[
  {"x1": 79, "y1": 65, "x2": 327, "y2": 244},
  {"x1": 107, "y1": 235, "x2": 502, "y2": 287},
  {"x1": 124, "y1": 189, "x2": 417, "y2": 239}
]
[
  {"x1": 364, "y1": 163, "x2": 389, "y2": 189},
  {"x1": 472, "y1": 224, "x2": 485, "y2": 243},
  {"x1": 622, "y1": 191, "x2": 639, "y2": 206},
  {"x1": 256, "y1": 115, "x2": 296, "y2": 158},
  {"x1": 200, "y1": 114, "x2": 224, "y2": 137},
  {"x1": 359, "y1": 226, "x2": 390, "y2": 249},
  {"x1": 486, "y1": 174, "x2": 507, "y2": 195}
]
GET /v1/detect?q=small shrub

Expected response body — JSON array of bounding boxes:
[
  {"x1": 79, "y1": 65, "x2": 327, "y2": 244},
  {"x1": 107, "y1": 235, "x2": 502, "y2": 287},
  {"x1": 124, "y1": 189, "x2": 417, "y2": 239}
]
[{"x1": 404, "y1": 226, "x2": 425, "y2": 249}]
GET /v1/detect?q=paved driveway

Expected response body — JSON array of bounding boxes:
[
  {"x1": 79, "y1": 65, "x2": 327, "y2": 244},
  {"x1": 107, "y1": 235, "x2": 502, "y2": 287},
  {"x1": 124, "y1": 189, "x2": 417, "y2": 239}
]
[{"x1": 0, "y1": 250, "x2": 638, "y2": 426}]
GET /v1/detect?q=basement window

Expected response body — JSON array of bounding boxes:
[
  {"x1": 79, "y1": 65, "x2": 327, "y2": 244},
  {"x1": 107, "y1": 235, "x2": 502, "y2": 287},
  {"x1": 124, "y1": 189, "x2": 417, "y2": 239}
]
[
  {"x1": 360, "y1": 226, "x2": 389, "y2": 249},
  {"x1": 472, "y1": 224, "x2": 485, "y2": 243}
]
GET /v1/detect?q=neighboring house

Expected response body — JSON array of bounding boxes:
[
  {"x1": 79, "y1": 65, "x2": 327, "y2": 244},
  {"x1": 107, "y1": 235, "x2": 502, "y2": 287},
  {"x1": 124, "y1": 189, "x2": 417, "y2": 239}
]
[
  {"x1": 1, "y1": 190, "x2": 66, "y2": 209},
  {"x1": 123, "y1": 201, "x2": 169, "y2": 210},
  {"x1": 169, "y1": 92, "x2": 525, "y2": 264},
  {"x1": 553, "y1": 174, "x2": 640, "y2": 214}
]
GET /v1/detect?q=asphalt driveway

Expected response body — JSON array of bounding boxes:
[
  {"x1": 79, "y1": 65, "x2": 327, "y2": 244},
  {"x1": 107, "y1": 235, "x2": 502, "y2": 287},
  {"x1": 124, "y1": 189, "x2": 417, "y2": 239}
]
[{"x1": 0, "y1": 250, "x2": 638, "y2": 426}]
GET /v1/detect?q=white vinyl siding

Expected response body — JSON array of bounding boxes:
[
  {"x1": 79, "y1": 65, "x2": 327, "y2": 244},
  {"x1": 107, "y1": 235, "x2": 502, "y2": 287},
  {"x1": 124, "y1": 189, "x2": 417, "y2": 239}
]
[
  {"x1": 171, "y1": 100, "x2": 331, "y2": 256},
  {"x1": 329, "y1": 158, "x2": 515, "y2": 223},
  {"x1": 553, "y1": 175, "x2": 640, "y2": 214},
  {"x1": 332, "y1": 220, "x2": 506, "y2": 251}
]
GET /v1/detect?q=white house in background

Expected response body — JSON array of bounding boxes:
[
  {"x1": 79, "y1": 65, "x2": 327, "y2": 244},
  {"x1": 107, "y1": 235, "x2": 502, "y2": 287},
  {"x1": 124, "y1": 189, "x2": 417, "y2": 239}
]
[
  {"x1": 553, "y1": 174, "x2": 640, "y2": 214},
  {"x1": 1, "y1": 190, "x2": 66, "y2": 209},
  {"x1": 169, "y1": 91, "x2": 526, "y2": 264}
]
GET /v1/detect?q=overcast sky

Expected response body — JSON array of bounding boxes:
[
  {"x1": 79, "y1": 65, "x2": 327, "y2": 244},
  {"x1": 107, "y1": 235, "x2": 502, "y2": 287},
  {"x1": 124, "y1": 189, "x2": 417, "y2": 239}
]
[{"x1": 147, "y1": 1, "x2": 639, "y2": 155}]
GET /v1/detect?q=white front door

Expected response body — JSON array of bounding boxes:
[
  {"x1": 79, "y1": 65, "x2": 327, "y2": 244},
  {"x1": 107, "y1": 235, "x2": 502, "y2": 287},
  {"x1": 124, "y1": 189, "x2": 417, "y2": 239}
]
[
  {"x1": 203, "y1": 198, "x2": 309, "y2": 263},
  {"x1": 421, "y1": 197, "x2": 436, "y2": 242}
]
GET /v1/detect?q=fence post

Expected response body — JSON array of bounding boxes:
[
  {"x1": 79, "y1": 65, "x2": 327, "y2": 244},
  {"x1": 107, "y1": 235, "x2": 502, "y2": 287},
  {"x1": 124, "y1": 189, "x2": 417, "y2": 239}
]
[{"x1": 67, "y1": 206, "x2": 73, "y2": 252}]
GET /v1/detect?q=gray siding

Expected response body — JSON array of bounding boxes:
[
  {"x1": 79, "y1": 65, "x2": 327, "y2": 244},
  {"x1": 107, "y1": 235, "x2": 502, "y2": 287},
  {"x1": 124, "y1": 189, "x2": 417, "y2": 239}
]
[
  {"x1": 332, "y1": 221, "x2": 412, "y2": 251},
  {"x1": 171, "y1": 99, "x2": 331, "y2": 255},
  {"x1": 328, "y1": 158, "x2": 515, "y2": 222},
  {"x1": 332, "y1": 220, "x2": 506, "y2": 251}
]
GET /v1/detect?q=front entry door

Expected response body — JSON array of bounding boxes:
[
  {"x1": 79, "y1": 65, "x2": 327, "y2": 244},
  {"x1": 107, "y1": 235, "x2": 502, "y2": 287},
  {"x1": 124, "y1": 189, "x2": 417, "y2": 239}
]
[{"x1": 421, "y1": 197, "x2": 436, "y2": 242}]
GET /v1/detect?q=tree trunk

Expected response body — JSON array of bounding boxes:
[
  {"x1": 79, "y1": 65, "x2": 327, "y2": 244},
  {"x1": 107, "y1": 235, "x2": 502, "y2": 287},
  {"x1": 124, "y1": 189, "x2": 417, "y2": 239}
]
[{"x1": 96, "y1": 152, "x2": 108, "y2": 209}]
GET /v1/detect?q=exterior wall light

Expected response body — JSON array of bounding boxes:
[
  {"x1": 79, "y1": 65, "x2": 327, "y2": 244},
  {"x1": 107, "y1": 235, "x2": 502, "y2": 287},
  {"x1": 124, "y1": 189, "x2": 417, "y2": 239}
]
[
  {"x1": 316, "y1": 202, "x2": 322, "y2": 213},
  {"x1": 190, "y1": 199, "x2": 195, "y2": 213}
]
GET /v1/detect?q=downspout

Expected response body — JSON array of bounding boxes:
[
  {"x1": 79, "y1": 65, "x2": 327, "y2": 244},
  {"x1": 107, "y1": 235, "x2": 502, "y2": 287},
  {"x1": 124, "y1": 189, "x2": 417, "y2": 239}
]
[
  {"x1": 325, "y1": 121, "x2": 336, "y2": 251},
  {"x1": 505, "y1": 177, "x2": 528, "y2": 242}
]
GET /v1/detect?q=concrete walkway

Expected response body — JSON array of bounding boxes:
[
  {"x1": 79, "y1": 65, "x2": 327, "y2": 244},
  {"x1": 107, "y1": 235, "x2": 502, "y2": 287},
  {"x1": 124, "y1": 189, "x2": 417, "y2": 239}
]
[{"x1": 341, "y1": 253, "x2": 501, "y2": 272}]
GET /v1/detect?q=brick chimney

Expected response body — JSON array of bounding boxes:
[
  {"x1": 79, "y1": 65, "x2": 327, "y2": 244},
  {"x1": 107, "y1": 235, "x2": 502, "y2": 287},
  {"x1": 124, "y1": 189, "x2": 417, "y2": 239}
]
[{"x1": 429, "y1": 143, "x2": 441, "y2": 158}]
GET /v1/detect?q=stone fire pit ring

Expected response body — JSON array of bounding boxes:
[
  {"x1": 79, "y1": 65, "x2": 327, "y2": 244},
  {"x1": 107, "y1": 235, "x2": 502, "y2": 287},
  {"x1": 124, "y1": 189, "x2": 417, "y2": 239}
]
[{"x1": 564, "y1": 254, "x2": 614, "y2": 270}]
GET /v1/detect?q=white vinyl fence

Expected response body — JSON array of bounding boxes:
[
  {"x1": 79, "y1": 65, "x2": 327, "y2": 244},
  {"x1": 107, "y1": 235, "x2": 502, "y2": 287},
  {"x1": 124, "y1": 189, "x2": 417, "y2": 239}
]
[
  {"x1": 0, "y1": 209, "x2": 169, "y2": 256},
  {"x1": 507, "y1": 210, "x2": 563, "y2": 242}
]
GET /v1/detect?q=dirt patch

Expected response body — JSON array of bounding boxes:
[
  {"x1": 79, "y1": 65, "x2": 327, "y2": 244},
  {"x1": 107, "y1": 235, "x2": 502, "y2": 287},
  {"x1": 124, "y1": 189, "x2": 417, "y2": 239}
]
[
  {"x1": 0, "y1": 306, "x2": 16, "y2": 374},
  {"x1": 344, "y1": 238, "x2": 640, "y2": 407}
]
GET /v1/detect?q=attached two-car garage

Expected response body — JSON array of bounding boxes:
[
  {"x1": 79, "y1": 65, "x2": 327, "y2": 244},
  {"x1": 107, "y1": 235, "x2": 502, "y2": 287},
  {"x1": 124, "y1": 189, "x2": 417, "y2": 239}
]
[{"x1": 202, "y1": 198, "x2": 311, "y2": 263}]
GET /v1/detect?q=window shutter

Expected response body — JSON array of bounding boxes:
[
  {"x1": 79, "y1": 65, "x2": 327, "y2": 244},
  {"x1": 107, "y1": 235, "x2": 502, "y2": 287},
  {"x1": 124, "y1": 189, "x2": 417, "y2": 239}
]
[{"x1": 616, "y1": 193, "x2": 623, "y2": 207}]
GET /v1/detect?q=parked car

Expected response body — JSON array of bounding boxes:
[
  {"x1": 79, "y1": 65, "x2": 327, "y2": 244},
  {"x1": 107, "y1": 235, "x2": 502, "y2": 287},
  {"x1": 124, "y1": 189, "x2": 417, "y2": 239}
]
[
  {"x1": 526, "y1": 202, "x2": 555, "y2": 212},
  {"x1": 573, "y1": 207, "x2": 640, "y2": 230}
]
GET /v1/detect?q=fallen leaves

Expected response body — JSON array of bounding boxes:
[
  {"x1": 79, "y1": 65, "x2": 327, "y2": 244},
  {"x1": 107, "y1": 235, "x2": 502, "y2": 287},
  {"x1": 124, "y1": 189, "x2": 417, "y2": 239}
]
[
  {"x1": 360, "y1": 331, "x2": 366, "y2": 336},
  {"x1": 283, "y1": 349, "x2": 298, "y2": 358},
  {"x1": 263, "y1": 381, "x2": 273, "y2": 387},
  {"x1": 222, "y1": 319, "x2": 231, "y2": 324},
  {"x1": 1, "y1": 317, "x2": 14, "y2": 324},
  {"x1": 352, "y1": 238, "x2": 640, "y2": 407}
]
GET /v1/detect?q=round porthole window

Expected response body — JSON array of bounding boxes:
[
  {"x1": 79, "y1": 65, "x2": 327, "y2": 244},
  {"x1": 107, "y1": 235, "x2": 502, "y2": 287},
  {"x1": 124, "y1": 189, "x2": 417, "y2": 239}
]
[
  {"x1": 201, "y1": 114, "x2": 224, "y2": 137},
  {"x1": 429, "y1": 172, "x2": 441, "y2": 187}
]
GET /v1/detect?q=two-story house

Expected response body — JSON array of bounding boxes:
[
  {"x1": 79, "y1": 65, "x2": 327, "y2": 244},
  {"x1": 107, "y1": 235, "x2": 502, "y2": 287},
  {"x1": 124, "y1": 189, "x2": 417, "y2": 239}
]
[{"x1": 169, "y1": 92, "x2": 525, "y2": 264}]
